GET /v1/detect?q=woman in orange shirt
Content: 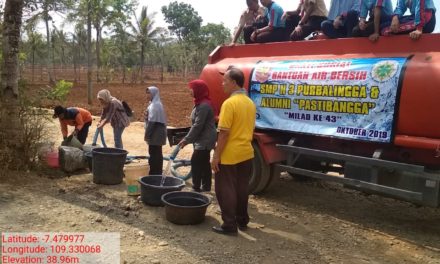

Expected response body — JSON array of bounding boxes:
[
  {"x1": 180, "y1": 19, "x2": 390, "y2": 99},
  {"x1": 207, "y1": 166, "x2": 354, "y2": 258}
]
[{"x1": 53, "y1": 105, "x2": 93, "y2": 144}]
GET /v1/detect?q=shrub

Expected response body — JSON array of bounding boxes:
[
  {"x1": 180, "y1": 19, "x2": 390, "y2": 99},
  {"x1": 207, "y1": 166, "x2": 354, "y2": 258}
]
[{"x1": 40, "y1": 79, "x2": 73, "y2": 103}]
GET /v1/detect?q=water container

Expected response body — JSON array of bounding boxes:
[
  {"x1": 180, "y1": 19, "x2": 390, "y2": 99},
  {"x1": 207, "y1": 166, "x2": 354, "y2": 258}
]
[
  {"x1": 45, "y1": 151, "x2": 59, "y2": 168},
  {"x1": 92, "y1": 148, "x2": 128, "y2": 185},
  {"x1": 124, "y1": 162, "x2": 149, "y2": 196},
  {"x1": 139, "y1": 176, "x2": 185, "y2": 206},
  {"x1": 161, "y1": 191, "x2": 211, "y2": 225}
]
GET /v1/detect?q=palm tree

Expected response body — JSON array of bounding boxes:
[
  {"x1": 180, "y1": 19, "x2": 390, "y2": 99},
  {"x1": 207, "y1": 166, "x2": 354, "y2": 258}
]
[
  {"x1": 23, "y1": 23, "x2": 45, "y2": 83},
  {"x1": 71, "y1": 26, "x2": 87, "y2": 83},
  {"x1": 25, "y1": 0, "x2": 72, "y2": 83},
  {"x1": 112, "y1": 21, "x2": 131, "y2": 83},
  {"x1": 153, "y1": 28, "x2": 172, "y2": 83},
  {"x1": 131, "y1": 6, "x2": 160, "y2": 83}
]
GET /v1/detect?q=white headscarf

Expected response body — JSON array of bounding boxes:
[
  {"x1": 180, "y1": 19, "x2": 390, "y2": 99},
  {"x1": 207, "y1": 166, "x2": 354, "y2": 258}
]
[
  {"x1": 146, "y1": 86, "x2": 167, "y2": 124},
  {"x1": 97, "y1": 89, "x2": 114, "y2": 104}
]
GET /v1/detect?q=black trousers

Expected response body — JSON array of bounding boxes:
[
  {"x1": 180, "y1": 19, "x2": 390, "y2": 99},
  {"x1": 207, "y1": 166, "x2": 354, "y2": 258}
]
[
  {"x1": 352, "y1": 16, "x2": 392, "y2": 37},
  {"x1": 288, "y1": 15, "x2": 327, "y2": 41},
  {"x1": 77, "y1": 121, "x2": 91, "y2": 144},
  {"x1": 148, "y1": 145, "x2": 163, "y2": 175},
  {"x1": 191, "y1": 149, "x2": 212, "y2": 191},
  {"x1": 243, "y1": 25, "x2": 254, "y2": 44},
  {"x1": 215, "y1": 159, "x2": 252, "y2": 231},
  {"x1": 254, "y1": 27, "x2": 287, "y2": 43}
]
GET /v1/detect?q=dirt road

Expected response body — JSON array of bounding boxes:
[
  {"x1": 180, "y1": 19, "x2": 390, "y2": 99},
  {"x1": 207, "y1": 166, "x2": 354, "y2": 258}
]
[{"x1": 1, "y1": 119, "x2": 440, "y2": 264}]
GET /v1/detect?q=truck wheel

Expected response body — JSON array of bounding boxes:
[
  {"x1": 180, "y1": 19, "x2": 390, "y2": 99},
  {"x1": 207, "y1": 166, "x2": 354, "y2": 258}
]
[{"x1": 249, "y1": 142, "x2": 272, "y2": 194}]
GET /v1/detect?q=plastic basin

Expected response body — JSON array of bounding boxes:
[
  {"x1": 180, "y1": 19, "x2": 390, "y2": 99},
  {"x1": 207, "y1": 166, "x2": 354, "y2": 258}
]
[
  {"x1": 161, "y1": 191, "x2": 211, "y2": 225},
  {"x1": 139, "y1": 176, "x2": 185, "y2": 206}
]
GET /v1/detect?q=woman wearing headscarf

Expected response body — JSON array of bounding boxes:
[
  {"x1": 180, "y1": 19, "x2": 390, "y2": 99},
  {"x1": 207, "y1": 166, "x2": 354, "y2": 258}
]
[
  {"x1": 178, "y1": 80, "x2": 217, "y2": 192},
  {"x1": 97, "y1": 89, "x2": 130, "y2": 149},
  {"x1": 145, "y1": 86, "x2": 167, "y2": 175}
]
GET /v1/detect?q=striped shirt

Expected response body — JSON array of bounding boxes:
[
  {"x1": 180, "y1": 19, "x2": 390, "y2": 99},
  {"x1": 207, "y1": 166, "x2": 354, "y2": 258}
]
[{"x1": 101, "y1": 98, "x2": 130, "y2": 128}]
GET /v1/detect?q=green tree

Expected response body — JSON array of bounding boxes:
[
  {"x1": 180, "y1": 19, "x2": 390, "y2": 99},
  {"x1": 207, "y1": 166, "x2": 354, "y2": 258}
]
[
  {"x1": 25, "y1": 0, "x2": 73, "y2": 83},
  {"x1": 112, "y1": 20, "x2": 135, "y2": 83},
  {"x1": 161, "y1": 1, "x2": 202, "y2": 41},
  {"x1": 200, "y1": 23, "x2": 231, "y2": 52},
  {"x1": 152, "y1": 28, "x2": 172, "y2": 83},
  {"x1": 161, "y1": 1, "x2": 202, "y2": 77},
  {"x1": 88, "y1": 0, "x2": 136, "y2": 82},
  {"x1": 23, "y1": 23, "x2": 45, "y2": 82},
  {"x1": 71, "y1": 25, "x2": 87, "y2": 82},
  {"x1": 193, "y1": 23, "x2": 231, "y2": 71},
  {"x1": 131, "y1": 6, "x2": 160, "y2": 83}
]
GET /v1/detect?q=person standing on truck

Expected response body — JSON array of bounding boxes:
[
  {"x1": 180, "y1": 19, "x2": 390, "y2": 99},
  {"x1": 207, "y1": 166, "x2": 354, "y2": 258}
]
[
  {"x1": 178, "y1": 80, "x2": 217, "y2": 192},
  {"x1": 250, "y1": 0, "x2": 286, "y2": 43},
  {"x1": 211, "y1": 67, "x2": 256, "y2": 235},
  {"x1": 97, "y1": 89, "x2": 130, "y2": 149},
  {"x1": 381, "y1": 0, "x2": 436, "y2": 40},
  {"x1": 321, "y1": 0, "x2": 360, "y2": 39},
  {"x1": 145, "y1": 86, "x2": 167, "y2": 175},
  {"x1": 351, "y1": 0, "x2": 394, "y2": 42},
  {"x1": 231, "y1": 0, "x2": 266, "y2": 45},
  {"x1": 283, "y1": 0, "x2": 328, "y2": 41},
  {"x1": 53, "y1": 105, "x2": 92, "y2": 144}
]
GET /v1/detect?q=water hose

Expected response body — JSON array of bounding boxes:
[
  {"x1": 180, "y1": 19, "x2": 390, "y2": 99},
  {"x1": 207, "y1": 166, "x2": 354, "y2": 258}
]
[
  {"x1": 92, "y1": 128, "x2": 107, "y2": 148},
  {"x1": 91, "y1": 128, "x2": 192, "y2": 180}
]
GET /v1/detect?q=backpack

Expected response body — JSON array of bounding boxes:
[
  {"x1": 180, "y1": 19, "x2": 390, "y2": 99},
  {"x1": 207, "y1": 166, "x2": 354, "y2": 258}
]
[{"x1": 122, "y1": 101, "x2": 133, "y2": 117}]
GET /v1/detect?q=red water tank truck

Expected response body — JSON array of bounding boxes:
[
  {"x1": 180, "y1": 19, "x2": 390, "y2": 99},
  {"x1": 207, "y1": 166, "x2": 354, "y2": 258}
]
[{"x1": 170, "y1": 34, "x2": 440, "y2": 207}]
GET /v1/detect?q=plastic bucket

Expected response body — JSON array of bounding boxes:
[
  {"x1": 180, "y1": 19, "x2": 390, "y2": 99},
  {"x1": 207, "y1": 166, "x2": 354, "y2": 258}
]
[
  {"x1": 85, "y1": 151, "x2": 93, "y2": 171},
  {"x1": 92, "y1": 148, "x2": 128, "y2": 185},
  {"x1": 161, "y1": 191, "x2": 211, "y2": 225},
  {"x1": 124, "y1": 163, "x2": 149, "y2": 196},
  {"x1": 45, "y1": 151, "x2": 59, "y2": 168},
  {"x1": 139, "y1": 175, "x2": 185, "y2": 206}
]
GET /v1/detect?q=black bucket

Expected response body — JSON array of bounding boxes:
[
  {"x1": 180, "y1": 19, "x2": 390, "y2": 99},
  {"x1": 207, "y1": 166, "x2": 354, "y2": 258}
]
[
  {"x1": 84, "y1": 151, "x2": 93, "y2": 171},
  {"x1": 92, "y1": 148, "x2": 128, "y2": 185},
  {"x1": 161, "y1": 191, "x2": 211, "y2": 225},
  {"x1": 139, "y1": 176, "x2": 185, "y2": 206}
]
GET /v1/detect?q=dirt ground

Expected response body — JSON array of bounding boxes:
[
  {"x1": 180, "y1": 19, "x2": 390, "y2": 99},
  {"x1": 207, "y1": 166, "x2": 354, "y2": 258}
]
[{"x1": 1, "y1": 80, "x2": 440, "y2": 264}]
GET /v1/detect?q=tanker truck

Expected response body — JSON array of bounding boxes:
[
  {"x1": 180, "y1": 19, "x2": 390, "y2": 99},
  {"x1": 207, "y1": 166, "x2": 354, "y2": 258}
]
[{"x1": 169, "y1": 34, "x2": 440, "y2": 207}]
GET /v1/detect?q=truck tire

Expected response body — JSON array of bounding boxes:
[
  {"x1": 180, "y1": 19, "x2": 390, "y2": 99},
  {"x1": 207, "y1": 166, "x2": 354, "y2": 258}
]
[{"x1": 249, "y1": 142, "x2": 272, "y2": 194}]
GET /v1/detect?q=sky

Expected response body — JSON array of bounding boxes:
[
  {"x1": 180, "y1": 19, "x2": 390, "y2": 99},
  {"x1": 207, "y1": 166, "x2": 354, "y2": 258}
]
[{"x1": 140, "y1": 0, "x2": 440, "y2": 33}]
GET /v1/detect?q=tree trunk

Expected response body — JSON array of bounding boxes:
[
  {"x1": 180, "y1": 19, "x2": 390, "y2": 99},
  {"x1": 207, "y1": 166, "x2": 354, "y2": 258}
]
[
  {"x1": 140, "y1": 42, "x2": 144, "y2": 84},
  {"x1": 0, "y1": 0, "x2": 25, "y2": 169},
  {"x1": 87, "y1": 0, "x2": 93, "y2": 104},
  {"x1": 95, "y1": 24, "x2": 101, "y2": 83},
  {"x1": 43, "y1": 7, "x2": 54, "y2": 84},
  {"x1": 31, "y1": 48, "x2": 35, "y2": 83},
  {"x1": 160, "y1": 47, "x2": 164, "y2": 83},
  {"x1": 122, "y1": 66, "x2": 126, "y2": 84},
  {"x1": 73, "y1": 42, "x2": 77, "y2": 83}
]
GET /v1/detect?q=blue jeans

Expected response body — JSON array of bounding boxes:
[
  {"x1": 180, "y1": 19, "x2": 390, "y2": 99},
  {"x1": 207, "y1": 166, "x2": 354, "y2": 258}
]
[{"x1": 113, "y1": 126, "x2": 125, "y2": 149}]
